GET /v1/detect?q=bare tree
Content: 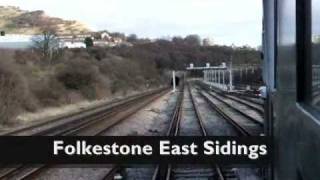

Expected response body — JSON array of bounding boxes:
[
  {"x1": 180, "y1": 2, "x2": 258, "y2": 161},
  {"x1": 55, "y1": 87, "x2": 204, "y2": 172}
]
[{"x1": 32, "y1": 25, "x2": 59, "y2": 63}]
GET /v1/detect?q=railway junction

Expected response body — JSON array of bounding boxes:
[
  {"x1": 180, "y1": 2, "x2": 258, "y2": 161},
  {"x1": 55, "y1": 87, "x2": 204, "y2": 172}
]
[{"x1": 0, "y1": 64, "x2": 266, "y2": 180}]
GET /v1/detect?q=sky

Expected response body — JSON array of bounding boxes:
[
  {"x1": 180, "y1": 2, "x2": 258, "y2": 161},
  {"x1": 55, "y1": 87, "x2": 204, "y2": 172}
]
[{"x1": 0, "y1": 0, "x2": 263, "y2": 47}]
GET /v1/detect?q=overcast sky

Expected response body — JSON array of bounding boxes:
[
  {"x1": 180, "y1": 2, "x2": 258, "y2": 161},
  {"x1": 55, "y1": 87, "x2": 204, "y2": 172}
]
[{"x1": 0, "y1": 0, "x2": 263, "y2": 47}]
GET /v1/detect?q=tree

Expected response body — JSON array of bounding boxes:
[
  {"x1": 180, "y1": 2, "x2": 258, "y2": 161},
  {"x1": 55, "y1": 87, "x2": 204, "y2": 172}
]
[
  {"x1": 203, "y1": 38, "x2": 213, "y2": 46},
  {"x1": 314, "y1": 35, "x2": 320, "y2": 44},
  {"x1": 84, "y1": 37, "x2": 94, "y2": 47},
  {"x1": 32, "y1": 25, "x2": 59, "y2": 63},
  {"x1": 172, "y1": 36, "x2": 184, "y2": 45},
  {"x1": 127, "y1": 34, "x2": 138, "y2": 43},
  {"x1": 184, "y1": 34, "x2": 201, "y2": 46}
]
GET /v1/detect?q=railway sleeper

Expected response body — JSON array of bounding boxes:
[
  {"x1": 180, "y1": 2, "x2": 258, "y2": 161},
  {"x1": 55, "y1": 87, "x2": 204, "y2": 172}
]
[
  {"x1": 221, "y1": 168, "x2": 239, "y2": 179},
  {"x1": 173, "y1": 169, "x2": 215, "y2": 179}
]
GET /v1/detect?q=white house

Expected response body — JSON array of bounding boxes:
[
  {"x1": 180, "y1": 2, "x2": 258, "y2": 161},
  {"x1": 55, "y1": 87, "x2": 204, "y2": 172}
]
[
  {"x1": 57, "y1": 34, "x2": 91, "y2": 49},
  {"x1": 100, "y1": 32, "x2": 111, "y2": 40},
  {"x1": 59, "y1": 41, "x2": 86, "y2": 49}
]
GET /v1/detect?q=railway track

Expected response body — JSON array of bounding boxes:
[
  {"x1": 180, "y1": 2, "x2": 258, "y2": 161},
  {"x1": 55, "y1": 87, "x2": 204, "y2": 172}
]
[
  {"x1": 2, "y1": 88, "x2": 167, "y2": 136},
  {"x1": 200, "y1": 91, "x2": 262, "y2": 136},
  {"x1": 196, "y1": 83, "x2": 263, "y2": 136},
  {"x1": 102, "y1": 81, "x2": 264, "y2": 180},
  {"x1": 0, "y1": 81, "x2": 265, "y2": 179},
  {"x1": 193, "y1": 83, "x2": 264, "y2": 180},
  {"x1": 207, "y1": 91, "x2": 263, "y2": 124},
  {"x1": 197, "y1": 81, "x2": 264, "y2": 107},
  {"x1": 152, "y1": 83, "x2": 238, "y2": 180},
  {"x1": 209, "y1": 88, "x2": 264, "y2": 116},
  {"x1": 98, "y1": 86, "x2": 186, "y2": 180},
  {"x1": 228, "y1": 91, "x2": 264, "y2": 106},
  {"x1": 0, "y1": 88, "x2": 169, "y2": 180}
]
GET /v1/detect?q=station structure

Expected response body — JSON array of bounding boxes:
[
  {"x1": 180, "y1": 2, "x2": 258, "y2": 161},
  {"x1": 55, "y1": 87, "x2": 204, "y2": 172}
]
[{"x1": 187, "y1": 63, "x2": 233, "y2": 91}]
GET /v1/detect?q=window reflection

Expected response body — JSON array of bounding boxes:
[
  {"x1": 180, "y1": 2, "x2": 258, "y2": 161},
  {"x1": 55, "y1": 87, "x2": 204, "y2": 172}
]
[{"x1": 311, "y1": 0, "x2": 320, "y2": 108}]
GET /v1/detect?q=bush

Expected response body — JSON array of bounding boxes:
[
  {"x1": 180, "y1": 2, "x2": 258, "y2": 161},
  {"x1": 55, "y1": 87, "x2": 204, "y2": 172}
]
[
  {"x1": 0, "y1": 47, "x2": 165, "y2": 124},
  {"x1": 84, "y1": 37, "x2": 93, "y2": 47},
  {"x1": 14, "y1": 50, "x2": 41, "y2": 65},
  {"x1": 98, "y1": 56, "x2": 149, "y2": 93},
  {"x1": 55, "y1": 58, "x2": 100, "y2": 99},
  {"x1": 31, "y1": 77, "x2": 67, "y2": 106},
  {"x1": 0, "y1": 59, "x2": 28, "y2": 124}
]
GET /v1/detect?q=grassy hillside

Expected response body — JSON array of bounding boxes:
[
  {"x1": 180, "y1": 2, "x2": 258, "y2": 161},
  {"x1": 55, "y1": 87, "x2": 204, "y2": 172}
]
[{"x1": 0, "y1": 6, "x2": 90, "y2": 34}]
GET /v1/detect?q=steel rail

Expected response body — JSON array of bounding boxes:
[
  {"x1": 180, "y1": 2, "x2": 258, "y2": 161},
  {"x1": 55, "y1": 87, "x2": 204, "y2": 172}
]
[
  {"x1": 199, "y1": 91, "x2": 252, "y2": 136},
  {"x1": 152, "y1": 83, "x2": 184, "y2": 180},
  {"x1": 154, "y1": 83, "x2": 231, "y2": 180},
  {"x1": 187, "y1": 84, "x2": 227, "y2": 180},
  {"x1": 209, "y1": 88, "x2": 264, "y2": 115},
  {"x1": 207, "y1": 91, "x2": 264, "y2": 126},
  {"x1": 197, "y1": 81, "x2": 264, "y2": 106},
  {"x1": 0, "y1": 89, "x2": 169, "y2": 180},
  {"x1": 1, "y1": 88, "x2": 167, "y2": 136}
]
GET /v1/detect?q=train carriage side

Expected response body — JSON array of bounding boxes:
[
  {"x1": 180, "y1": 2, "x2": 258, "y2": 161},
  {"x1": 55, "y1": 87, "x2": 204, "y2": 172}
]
[{"x1": 264, "y1": 0, "x2": 320, "y2": 179}]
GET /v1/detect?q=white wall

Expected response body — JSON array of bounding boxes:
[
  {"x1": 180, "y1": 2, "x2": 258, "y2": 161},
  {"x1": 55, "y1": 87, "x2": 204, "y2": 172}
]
[{"x1": 59, "y1": 41, "x2": 86, "y2": 49}]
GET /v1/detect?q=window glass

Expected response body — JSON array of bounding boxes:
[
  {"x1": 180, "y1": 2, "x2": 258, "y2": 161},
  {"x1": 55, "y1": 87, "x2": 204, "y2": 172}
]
[{"x1": 311, "y1": 0, "x2": 320, "y2": 109}]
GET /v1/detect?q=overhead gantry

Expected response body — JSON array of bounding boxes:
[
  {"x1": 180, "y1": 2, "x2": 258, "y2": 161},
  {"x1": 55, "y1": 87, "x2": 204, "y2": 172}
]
[{"x1": 187, "y1": 63, "x2": 232, "y2": 91}]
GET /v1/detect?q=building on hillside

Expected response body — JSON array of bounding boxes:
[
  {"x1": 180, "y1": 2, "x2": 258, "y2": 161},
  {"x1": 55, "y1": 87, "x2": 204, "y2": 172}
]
[
  {"x1": 100, "y1": 32, "x2": 112, "y2": 40},
  {"x1": 59, "y1": 41, "x2": 86, "y2": 48},
  {"x1": 92, "y1": 32, "x2": 132, "y2": 47},
  {"x1": 0, "y1": 34, "x2": 34, "y2": 49},
  {"x1": 0, "y1": 33, "x2": 89, "y2": 49},
  {"x1": 93, "y1": 40, "x2": 116, "y2": 47},
  {"x1": 0, "y1": 32, "x2": 132, "y2": 49},
  {"x1": 57, "y1": 34, "x2": 91, "y2": 49},
  {"x1": 112, "y1": 37, "x2": 123, "y2": 44},
  {"x1": 57, "y1": 34, "x2": 91, "y2": 41}
]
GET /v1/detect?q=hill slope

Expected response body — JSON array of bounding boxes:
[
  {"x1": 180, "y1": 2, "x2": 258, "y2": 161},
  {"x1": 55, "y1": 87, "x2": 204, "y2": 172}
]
[{"x1": 0, "y1": 6, "x2": 91, "y2": 34}]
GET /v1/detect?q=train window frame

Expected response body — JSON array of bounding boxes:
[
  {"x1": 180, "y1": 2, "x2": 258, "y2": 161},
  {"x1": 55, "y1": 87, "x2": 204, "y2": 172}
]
[
  {"x1": 296, "y1": 0, "x2": 312, "y2": 103},
  {"x1": 296, "y1": 0, "x2": 320, "y2": 118},
  {"x1": 274, "y1": 0, "x2": 277, "y2": 91}
]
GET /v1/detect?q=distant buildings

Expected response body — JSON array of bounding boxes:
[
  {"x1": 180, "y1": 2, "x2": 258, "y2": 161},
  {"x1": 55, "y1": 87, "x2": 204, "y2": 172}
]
[
  {"x1": 59, "y1": 41, "x2": 86, "y2": 48},
  {"x1": 0, "y1": 31, "x2": 132, "y2": 49},
  {"x1": 57, "y1": 34, "x2": 91, "y2": 49},
  {"x1": 100, "y1": 32, "x2": 111, "y2": 40},
  {"x1": 93, "y1": 31, "x2": 131, "y2": 47}
]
